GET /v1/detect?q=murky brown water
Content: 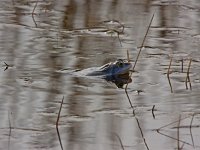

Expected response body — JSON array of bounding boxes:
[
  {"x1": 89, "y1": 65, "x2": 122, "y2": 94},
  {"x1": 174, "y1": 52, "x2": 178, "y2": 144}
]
[{"x1": 0, "y1": 0, "x2": 200, "y2": 150}]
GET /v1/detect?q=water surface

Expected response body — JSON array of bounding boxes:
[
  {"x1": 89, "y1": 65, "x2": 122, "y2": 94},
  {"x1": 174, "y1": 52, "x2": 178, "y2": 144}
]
[{"x1": 0, "y1": 0, "x2": 200, "y2": 150}]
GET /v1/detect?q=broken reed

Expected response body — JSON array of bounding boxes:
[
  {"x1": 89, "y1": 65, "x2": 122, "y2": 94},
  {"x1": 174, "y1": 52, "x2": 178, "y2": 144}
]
[{"x1": 185, "y1": 58, "x2": 192, "y2": 90}]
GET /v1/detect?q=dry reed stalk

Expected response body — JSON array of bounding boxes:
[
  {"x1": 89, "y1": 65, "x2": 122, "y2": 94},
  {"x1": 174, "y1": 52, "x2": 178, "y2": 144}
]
[
  {"x1": 152, "y1": 105, "x2": 155, "y2": 119},
  {"x1": 132, "y1": 14, "x2": 154, "y2": 71},
  {"x1": 135, "y1": 117, "x2": 149, "y2": 150},
  {"x1": 32, "y1": 0, "x2": 39, "y2": 27},
  {"x1": 113, "y1": 133, "x2": 125, "y2": 150},
  {"x1": 185, "y1": 58, "x2": 192, "y2": 90},
  {"x1": 4, "y1": 62, "x2": 9, "y2": 71},
  {"x1": 56, "y1": 96, "x2": 64, "y2": 127},
  {"x1": 167, "y1": 57, "x2": 173, "y2": 93},
  {"x1": 124, "y1": 14, "x2": 154, "y2": 150},
  {"x1": 125, "y1": 90, "x2": 134, "y2": 109},
  {"x1": 181, "y1": 59, "x2": 184, "y2": 73},
  {"x1": 125, "y1": 13, "x2": 154, "y2": 91},
  {"x1": 32, "y1": 0, "x2": 38, "y2": 15},
  {"x1": 56, "y1": 127, "x2": 63, "y2": 150}
]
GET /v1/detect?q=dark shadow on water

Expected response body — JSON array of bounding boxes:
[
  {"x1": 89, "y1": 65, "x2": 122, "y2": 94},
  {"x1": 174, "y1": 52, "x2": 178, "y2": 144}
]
[{"x1": 103, "y1": 73, "x2": 132, "y2": 89}]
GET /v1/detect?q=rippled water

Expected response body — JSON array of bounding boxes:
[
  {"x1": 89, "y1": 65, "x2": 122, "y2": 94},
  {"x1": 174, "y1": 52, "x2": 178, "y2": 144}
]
[{"x1": 0, "y1": 0, "x2": 200, "y2": 150}]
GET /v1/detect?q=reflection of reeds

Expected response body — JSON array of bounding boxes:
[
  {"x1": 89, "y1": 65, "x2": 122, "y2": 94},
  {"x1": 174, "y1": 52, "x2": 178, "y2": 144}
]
[
  {"x1": 177, "y1": 115, "x2": 181, "y2": 150},
  {"x1": 105, "y1": 20, "x2": 124, "y2": 47},
  {"x1": 185, "y1": 58, "x2": 192, "y2": 90},
  {"x1": 157, "y1": 129, "x2": 193, "y2": 147},
  {"x1": 190, "y1": 113, "x2": 195, "y2": 147},
  {"x1": 56, "y1": 96, "x2": 64, "y2": 150},
  {"x1": 8, "y1": 111, "x2": 12, "y2": 150},
  {"x1": 167, "y1": 57, "x2": 173, "y2": 93},
  {"x1": 156, "y1": 115, "x2": 197, "y2": 148}
]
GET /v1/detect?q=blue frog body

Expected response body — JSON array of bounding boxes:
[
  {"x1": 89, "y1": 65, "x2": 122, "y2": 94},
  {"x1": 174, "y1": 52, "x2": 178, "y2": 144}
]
[{"x1": 77, "y1": 59, "x2": 132, "y2": 77}]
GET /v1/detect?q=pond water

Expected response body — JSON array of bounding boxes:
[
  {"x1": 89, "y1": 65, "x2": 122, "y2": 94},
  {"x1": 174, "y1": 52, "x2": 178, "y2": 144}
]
[{"x1": 0, "y1": 0, "x2": 200, "y2": 150}]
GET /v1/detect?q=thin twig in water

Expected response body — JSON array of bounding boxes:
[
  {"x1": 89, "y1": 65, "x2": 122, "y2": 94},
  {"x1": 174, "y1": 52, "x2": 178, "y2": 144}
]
[
  {"x1": 32, "y1": 0, "x2": 38, "y2": 15},
  {"x1": 181, "y1": 59, "x2": 184, "y2": 73},
  {"x1": 113, "y1": 133, "x2": 125, "y2": 150},
  {"x1": 124, "y1": 14, "x2": 154, "y2": 109},
  {"x1": 190, "y1": 113, "x2": 195, "y2": 147},
  {"x1": 185, "y1": 58, "x2": 192, "y2": 90},
  {"x1": 4, "y1": 62, "x2": 9, "y2": 71},
  {"x1": 32, "y1": 0, "x2": 39, "y2": 27},
  {"x1": 125, "y1": 13, "x2": 154, "y2": 90},
  {"x1": 132, "y1": 13, "x2": 154, "y2": 71},
  {"x1": 152, "y1": 105, "x2": 155, "y2": 119},
  {"x1": 125, "y1": 90, "x2": 134, "y2": 109},
  {"x1": 124, "y1": 14, "x2": 154, "y2": 150},
  {"x1": 56, "y1": 127, "x2": 63, "y2": 150},
  {"x1": 135, "y1": 117, "x2": 149, "y2": 150},
  {"x1": 56, "y1": 96, "x2": 64, "y2": 150},
  {"x1": 167, "y1": 57, "x2": 173, "y2": 93},
  {"x1": 56, "y1": 96, "x2": 64, "y2": 127}
]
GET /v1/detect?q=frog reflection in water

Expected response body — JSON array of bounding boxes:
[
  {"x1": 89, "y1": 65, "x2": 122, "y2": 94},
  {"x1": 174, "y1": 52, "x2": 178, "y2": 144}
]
[{"x1": 77, "y1": 59, "x2": 132, "y2": 88}]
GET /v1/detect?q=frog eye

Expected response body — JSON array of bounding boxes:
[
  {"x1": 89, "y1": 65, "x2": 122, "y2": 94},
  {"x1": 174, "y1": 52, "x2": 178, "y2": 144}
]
[{"x1": 118, "y1": 62, "x2": 123, "y2": 67}]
